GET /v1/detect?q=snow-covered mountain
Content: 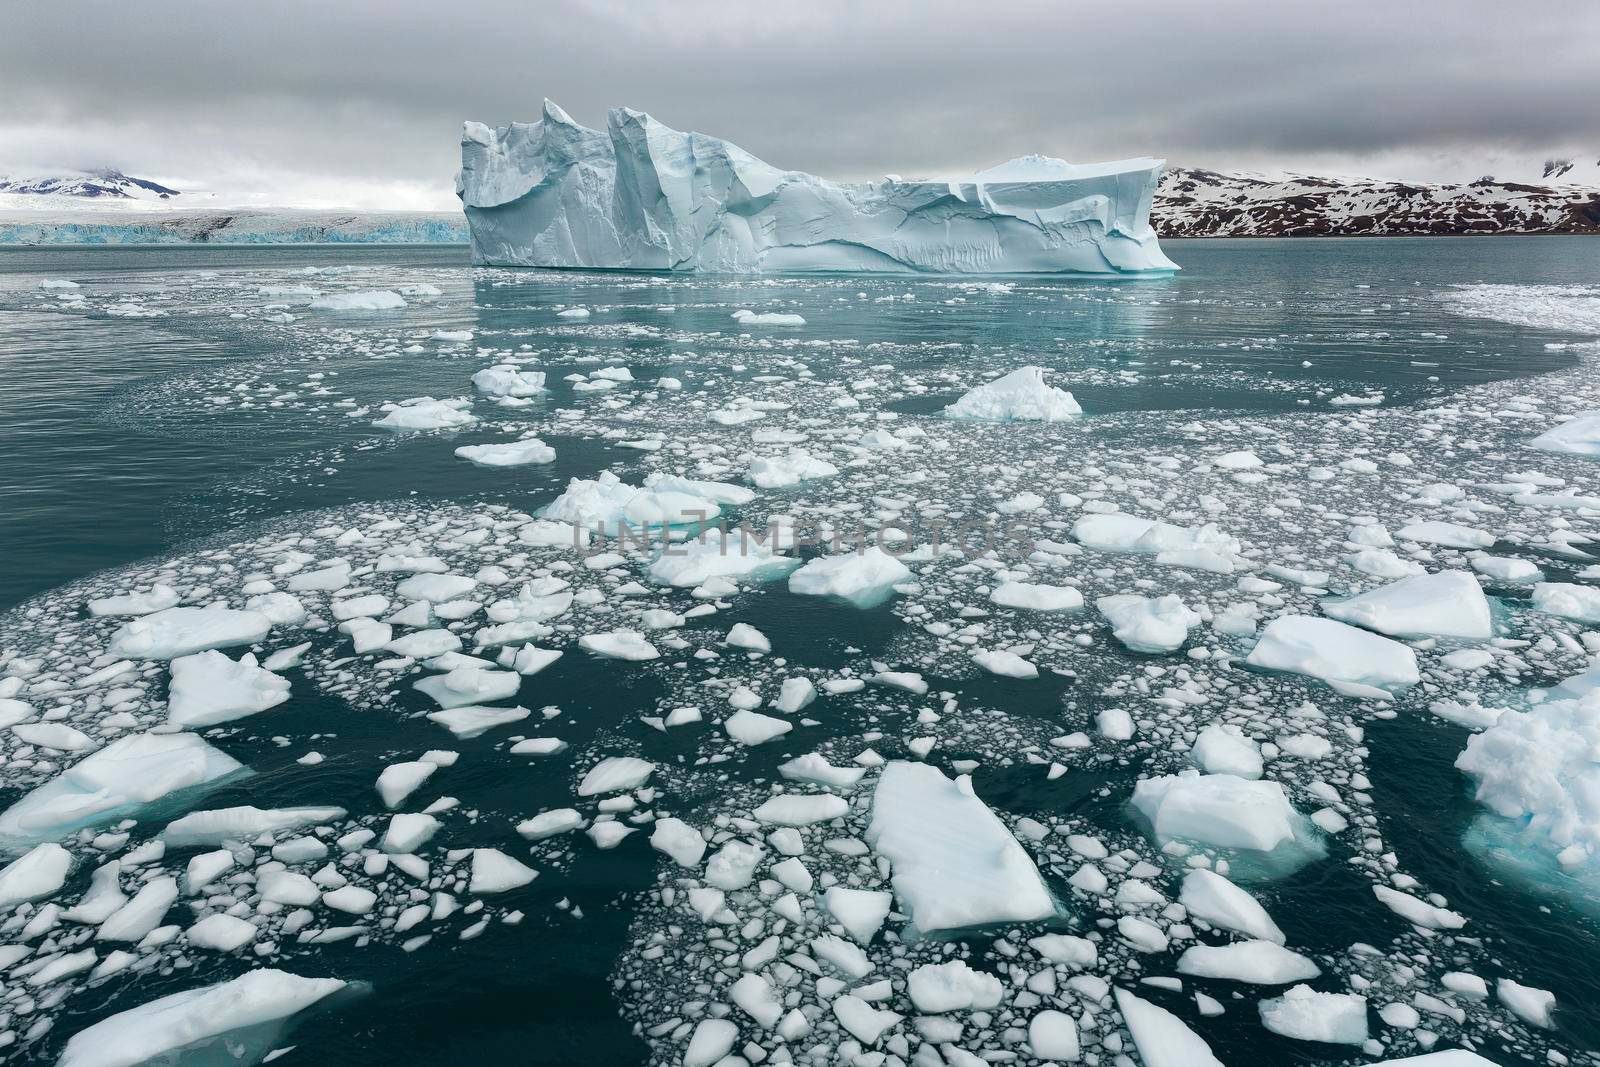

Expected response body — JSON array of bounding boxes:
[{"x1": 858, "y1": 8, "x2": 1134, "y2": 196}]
[
  {"x1": 0, "y1": 168, "x2": 181, "y2": 201},
  {"x1": 1152, "y1": 164, "x2": 1600, "y2": 237}
]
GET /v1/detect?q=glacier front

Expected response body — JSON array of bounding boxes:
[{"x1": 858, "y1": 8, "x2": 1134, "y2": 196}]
[{"x1": 457, "y1": 101, "x2": 1177, "y2": 275}]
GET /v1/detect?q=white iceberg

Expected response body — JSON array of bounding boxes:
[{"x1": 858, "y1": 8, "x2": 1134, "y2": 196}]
[
  {"x1": 990, "y1": 581, "x2": 1084, "y2": 611},
  {"x1": 1097, "y1": 593, "x2": 1201, "y2": 653},
  {"x1": 542, "y1": 471, "x2": 730, "y2": 530},
  {"x1": 646, "y1": 527, "x2": 797, "y2": 588},
  {"x1": 372, "y1": 397, "x2": 477, "y2": 431},
  {"x1": 470, "y1": 364, "x2": 546, "y2": 397},
  {"x1": 166, "y1": 650, "x2": 290, "y2": 728},
  {"x1": 1179, "y1": 868, "x2": 1284, "y2": 943},
  {"x1": 459, "y1": 101, "x2": 1176, "y2": 275},
  {"x1": 1321, "y1": 570, "x2": 1492, "y2": 639},
  {"x1": 455, "y1": 439, "x2": 555, "y2": 467},
  {"x1": 1073, "y1": 514, "x2": 1240, "y2": 559},
  {"x1": 56, "y1": 968, "x2": 346, "y2": 1067},
  {"x1": 1113, "y1": 988, "x2": 1224, "y2": 1067},
  {"x1": 1175, "y1": 940, "x2": 1320, "y2": 984},
  {"x1": 944, "y1": 367, "x2": 1083, "y2": 421},
  {"x1": 308, "y1": 289, "x2": 404, "y2": 311},
  {"x1": 746, "y1": 449, "x2": 839, "y2": 489},
  {"x1": 160, "y1": 805, "x2": 347, "y2": 847},
  {"x1": 107, "y1": 606, "x2": 271, "y2": 660},
  {"x1": 1257, "y1": 984, "x2": 1368, "y2": 1045},
  {"x1": 866, "y1": 761, "x2": 1054, "y2": 932},
  {"x1": 0, "y1": 732, "x2": 245, "y2": 847},
  {"x1": 1132, "y1": 772, "x2": 1300, "y2": 852},
  {"x1": 1246, "y1": 615, "x2": 1420, "y2": 697},
  {"x1": 1530, "y1": 412, "x2": 1600, "y2": 457},
  {"x1": 1456, "y1": 689, "x2": 1600, "y2": 870},
  {"x1": 0, "y1": 842, "x2": 72, "y2": 907},
  {"x1": 788, "y1": 547, "x2": 912, "y2": 606},
  {"x1": 1531, "y1": 582, "x2": 1600, "y2": 624}
]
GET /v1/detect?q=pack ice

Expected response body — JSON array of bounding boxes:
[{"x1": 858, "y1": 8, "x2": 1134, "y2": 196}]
[{"x1": 458, "y1": 101, "x2": 1177, "y2": 275}]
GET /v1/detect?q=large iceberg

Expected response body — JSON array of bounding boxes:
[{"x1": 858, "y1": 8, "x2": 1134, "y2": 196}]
[{"x1": 458, "y1": 101, "x2": 1177, "y2": 275}]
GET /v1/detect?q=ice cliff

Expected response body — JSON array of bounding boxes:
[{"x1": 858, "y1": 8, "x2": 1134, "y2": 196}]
[{"x1": 457, "y1": 100, "x2": 1177, "y2": 275}]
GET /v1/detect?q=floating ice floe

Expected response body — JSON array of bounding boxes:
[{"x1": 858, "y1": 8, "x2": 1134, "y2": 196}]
[
  {"x1": 1097, "y1": 594, "x2": 1201, "y2": 653},
  {"x1": 646, "y1": 528, "x2": 797, "y2": 587},
  {"x1": 1176, "y1": 940, "x2": 1320, "y2": 984},
  {"x1": 0, "y1": 842, "x2": 72, "y2": 907},
  {"x1": 866, "y1": 762, "x2": 1054, "y2": 932},
  {"x1": 1191, "y1": 724, "x2": 1264, "y2": 779},
  {"x1": 1246, "y1": 615, "x2": 1420, "y2": 697},
  {"x1": 160, "y1": 805, "x2": 347, "y2": 847},
  {"x1": 56, "y1": 968, "x2": 347, "y2": 1067},
  {"x1": 0, "y1": 733, "x2": 245, "y2": 847},
  {"x1": 107, "y1": 606, "x2": 272, "y2": 660},
  {"x1": 732, "y1": 309, "x2": 806, "y2": 327},
  {"x1": 86, "y1": 583, "x2": 180, "y2": 617},
  {"x1": 1179, "y1": 868, "x2": 1284, "y2": 942},
  {"x1": 1073, "y1": 513, "x2": 1241, "y2": 566},
  {"x1": 542, "y1": 471, "x2": 739, "y2": 530},
  {"x1": 1395, "y1": 520, "x2": 1497, "y2": 549},
  {"x1": 1456, "y1": 687, "x2": 1600, "y2": 871},
  {"x1": 1113, "y1": 987, "x2": 1224, "y2": 1067},
  {"x1": 471, "y1": 363, "x2": 547, "y2": 397},
  {"x1": 308, "y1": 289, "x2": 405, "y2": 311},
  {"x1": 972, "y1": 648, "x2": 1040, "y2": 678},
  {"x1": 1530, "y1": 411, "x2": 1600, "y2": 457},
  {"x1": 745, "y1": 449, "x2": 839, "y2": 488},
  {"x1": 943, "y1": 366, "x2": 1083, "y2": 422},
  {"x1": 166, "y1": 650, "x2": 290, "y2": 728},
  {"x1": 454, "y1": 438, "x2": 556, "y2": 466},
  {"x1": 371, "y1": 397, "x2": 477, "y2": 431},
  {"x1": 1321, "y1": 570, "x2": 1493, "y2": 639},
  {"x1": 1530, "y1": 582, "x2": 1600, "y2": 623},
  {"x1": 1132, "y1": 772, "x2": 1303, "y2": 852},
  {"x1": 990, "y1": 581, "x2": 1084, "y2": 611},
  {"x1": 788, "y1": 547, "x2": 912, "y2": 607},
  {"x1": 1257, "y1": 984, "x2": 1369, "y2": 1045}
]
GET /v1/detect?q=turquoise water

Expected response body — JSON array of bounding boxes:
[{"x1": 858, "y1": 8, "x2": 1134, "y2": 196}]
[{"x1": 0, "y1": 238, "x2": 1598, "y2": 1066}]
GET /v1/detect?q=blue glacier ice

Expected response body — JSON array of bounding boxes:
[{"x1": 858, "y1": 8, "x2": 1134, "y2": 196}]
[{"x1": 458, "y1": 100, "x2": 1177, "y2": 275}]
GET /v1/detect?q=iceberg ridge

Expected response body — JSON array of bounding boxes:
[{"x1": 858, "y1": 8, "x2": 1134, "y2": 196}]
[{"x1": 458, "y1": 100, "x2": 1177, "y2": 275}]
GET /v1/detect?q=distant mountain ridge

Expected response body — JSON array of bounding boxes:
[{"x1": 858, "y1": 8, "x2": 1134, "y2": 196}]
[
  {"x1": 5, "y1": 161, "x2": 1600, "y2": 243},
  {"x1": 0, "y1": 168, "x2": 180, "y2": 200},
  {"x1": 1153, "y1": 164, "x2": 1600, "y2": 237}
]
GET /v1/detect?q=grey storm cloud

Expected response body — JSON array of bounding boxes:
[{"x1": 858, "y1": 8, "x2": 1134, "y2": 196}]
[{"x1": 2, "y1": 0, "x2": 1596, "y2": 203}]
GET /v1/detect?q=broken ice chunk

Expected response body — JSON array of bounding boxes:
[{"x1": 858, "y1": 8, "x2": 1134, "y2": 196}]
[
  {"x1": 0, "y1": 733, "x2": 245, "y2": 847},
  {"x1": 0, "y1": 842, "x2": 72, "y2": 907},
  {"x1": 943, "y1": 367, "x2": 1082, "y2": 422},
  {"x1": 906, "y1": 959, "x2": 1002, "y2": 1012},
  {"x1": 1113, "y1": 987, "x2": 1225, "y2": 1067},
  {"x1": 867, "y1": 762, "x2": 1054, "y2": 932},
  {"x1": 1258, "y1": 984, "x2": 1368, "y2": 1045},
  {"x1": 1132, "y1": 772, "x2": 1300, "y2": 852},
  {"x1": 161, "y1": 805, "x2": 347, "y2": 847},
  {"x1": 1246, "y1": 616, "x2": 1419, "y2": 697},
  {"x1": 55, "y1": 969, "x2": 347, "y2": 1067},
  {"x1": 1097, "y1": 594, "x2": 1201, "y2": 653},
  {"x1": 577, "y1": 756, "x2": 655, "y2": 796},
  {"x1": 1321, "y1": 570, "x2": 1491, "y2": 639},
  {"x1": 1179, "y1": 869, "x2": 1284, "y2": 943},
  {"x1": 107, "y1": 607, "x2": 272, "y2": 660},
  {"x1": 788, "y1": 547, "x2": 912, "y2": 607},
  {"x1": 166, "y1": 650, "x2": 290, "y2": 728}
]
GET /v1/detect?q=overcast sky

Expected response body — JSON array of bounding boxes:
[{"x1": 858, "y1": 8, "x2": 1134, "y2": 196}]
[{"x1": 3, "y1": 0, "x2": 1596, "y2": 209}]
